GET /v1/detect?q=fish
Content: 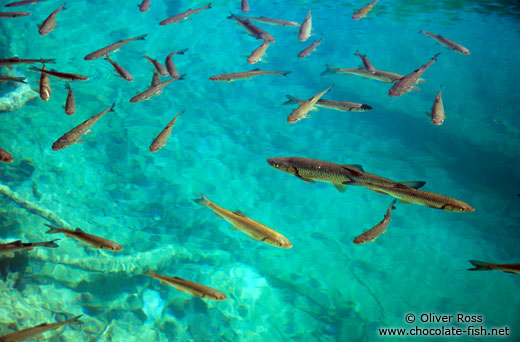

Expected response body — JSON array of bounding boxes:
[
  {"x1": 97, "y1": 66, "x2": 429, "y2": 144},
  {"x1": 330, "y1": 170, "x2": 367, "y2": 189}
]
[
  {"x1": 0, "y1": 11, "x2": 31, "y2": 17},
  {"x1": 362, "y1": 182, "x2": 475, "y2": 212},
  {"x1": 353, "y1": 200, "x2": 396, "y2": 244},
  {"x1": 38, "y1": 3, "x2": 66, "y2": 35},
  {"x1": 145, "y1": 55, "x2": 168, "y2": 76},
  {"x1": 283, "y1": 95, "x2": 372, "y2": 112},
  {"x1": 159, "y1": 3, "x2": 212, "y2": 25},
  {"x1": 145, "y1": 268, "x2": 227, "y2": 300},
  {"x1": 419, "y1": 30, "x2": 470, "y2": 55},
  {"x1": 149, "y1": 110, "x2": 184, "y2": 152},
  {"x1": 352, "y1": 0, "x2": 379, "y2": 20},
  {"x1": 209, "y1": 68, "x2": 290, "y2": 81},
  {"x1": 389, "y1": 53, "x2": 440, "y2": 97},
  {"x1": 138, "y1": 0, "x2": 150, "y2": 12},
  {"x1": 29, "y1": 66, "x2": 88, "y2": 81},
  {"x1": 5, "y1": 0, "x2": 47, "y2": 7},
  {"x1": 194, "y1": 193, "x2": 292, "y2": 248},
  {"x1": 286, "y1": 85, "x2": 333, "y2": 124},
  {"x1": 241, "y1": 16, "x2": 299, "y2": 27},
  {"x1": 64, "y1": 83, "x2": 75, "y2": 115},
  {"x1": 130, "y1": 76, "x2": 184, "y2": 103},
  {"x1": 84, "y1": 34, "x2": 147, "y2": 60},
  {"x1": 430, "y1": 85, "x2": 444, "y2": 125},
  {"x1": 354, "y1": 50, "x2": 376, "y2": 73},
  {"x1": 0, "y1": 57, "x2": 55, "y2": 67},
  {"x1": 51, "y1": 103, "x2": 115, "y2": 150},
  {"x1": 247, "y1": 41, "x2": 269, "y2": 64},
  {"x1": 298, "y1": 9, "x2": 311, "y2": 41},
  {"x1": 321, "y1": 64, "x2": 426, "y2": 84},
  {"x1": 0, "y1": 76, "x2": 27, "y2": 84},
  {"x1": 105, "y1": 56, "x2": 133, "y2": 81},
  {"x1": 0, "y1": 315, "x2": 82, "y2": 342},
  {"x1": 0, "y1": 239, "x2": 59, "y2": 257},
  {"x1": 266, "y1": 157, "x2": 425, "y2": 193},
  {"x1": 45, "y1": 224, "x2": 122, "y2": 251},
  {"x1": 227, "y1": 13, "x2": 275, "y2": 42},
  {"x1": 165, "y1": 48, "x2": 188, "y2": 78},
  {"x1": 468, "y1": 260, "x2": 520, "y2": 274},
  {"x1": 39, "y1": 64, "x2": 51, "y2": 101},
  {"x1": 0, "y1": 148, "x2": 13, "y2": 163},
  {"x1": 150, "y1": 72, "x2": 161, "y2": 87},
  {"x1": 241, "y1": 0, "x2": 249, "y2": 13},
  {"x1": 298, "y1": 35, "x2": 322, "y2": 58}
]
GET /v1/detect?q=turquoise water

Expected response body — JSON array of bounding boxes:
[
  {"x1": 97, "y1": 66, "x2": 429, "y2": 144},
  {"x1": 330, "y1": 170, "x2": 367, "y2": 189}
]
[{"x1": 1, "y1": 0, "x2": 519, "y2": 341}]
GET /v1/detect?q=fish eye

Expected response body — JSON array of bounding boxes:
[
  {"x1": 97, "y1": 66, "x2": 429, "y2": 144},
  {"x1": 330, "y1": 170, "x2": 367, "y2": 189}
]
[{"x1": 274, "y1": 163, "x2": 280, "y2": 167}]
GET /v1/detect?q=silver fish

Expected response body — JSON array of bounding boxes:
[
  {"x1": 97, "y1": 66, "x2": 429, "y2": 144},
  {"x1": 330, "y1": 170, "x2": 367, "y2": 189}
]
[
  {"x1": 0, "y1": 239, "x2": 59, "y2": 257},
  {"x1": 430, "y1": 85, "x2": 445, "y2": 125},
  {"x1": 420, "y1": 30, "x2": 470, "y2": 55},
  {"x1": 298, "y1": 9, "x2": 311, "y2": 41},
  {"x1": 0, "y1": 76, "x2": 26, "y2": 84},
  {"x1": 241, "y1": 0, "x2": 249, "y2": 13},
  {"x1": 0, "y1": 57, "x2": 55, "y2": 67},
  {"x1": 45, "y1": 224, "x2": 122, "y2": 251},
  {"x1": 298, "y1": 35, "x2": 321, "y2": 58},
  {"x1": 286, "y1": 85, "x2": 333, "y2": 123},
  {"x1": 39, "y1": 64, "x2": 51, "y2": 101},
  {"x1": 105, "y1": 56, "x2": 133, "y2": 81},
  {"x1": 354, "y1": 50, "x2": 376, "y2": 73},
  {"x1": 353, "y1": 200, "x2": 396, "y2": 244},
  {"x1": 321, "y1": 64, "x2": 426, "y2": 84},
  {"x1": 228, "y1": 12, "x2": 275, "y2": 42},
  {"x1": 64, "y1": 82, "x2": 76, "y2": 115},
  {"x1": 149, "y1": 110, "x2": 183, "y2": 152},
  {"x1": 247, "y1": 41, "x2": 269, "y2": 64},
  {"x1": 130, "y1": 76, "x2": 184, "y2": 103},
  {"x1": 84, "y1": 34, "x2": 147, "y2": 60},
  {"x1": 388, "y1": 53, "x2": 440, "y2": 97},
  {"x1": 38, "y1": 3, "x2": 66, "y2": 35},
  {"x1": 5, "y1": 0, "x2": 47, "y2": 7},
  {"x1": 0, "y1": 11, "x2": 31, "y2": 17},
  {"x1": 145, "y1": 55, "x2": 168, "y2": 76},
  {"x1": 241, "y1": 16, "x2": 299, "y2": 27},
  {"x1": 159, "y1": 3, "x2": 212, "y2": 25},
  {"x1": 0, "y1": 315, "x2": 82, "y2": 342},
  {"x1": 165, "y1": 48, "x2": 188, "y2": 78},
  {"x1": 283, "y1": 95, "x2": 372, "y2": 112},
  {"x1": 30, "y1": 66, "x2": 88, "y2": 81},
  {"x1": 209, "y1": 68, "x2": 290, "y2": 81},
  {"x1": 138, "y1": 0, "x2": 150, "y2": 12}
]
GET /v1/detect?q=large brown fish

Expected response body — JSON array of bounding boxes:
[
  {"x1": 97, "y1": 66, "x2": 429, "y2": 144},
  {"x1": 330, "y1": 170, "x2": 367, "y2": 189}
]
[
  {"x1": 0, "y1": 239, "x2": 59, "y2": 257},
  {"x1": 354, "y1": 50, "x2": 376, "y2": 73},
  {"x1": 209, "y1": 68, "x2": 290, "y2": 81},
  {"x1": 149, "y1": 110, "x2": 183, "y2": 152},
  {"x1": 39, "y1": 64, "x2": 51, "y2": 101},
  {"x1": 38, "y1": 3, "x2": 66, "y2": 35},
  {"x1": 352, "y1": 0, "x2": 378, "y2": 20},
  {"x1": 138, "y1": 0, "x2": 150, "y2": 12},
  {"x1": 0, "y1": 76, "x2": 26, "y2": 84},
  {"x1": 298, "y1": 35, "x2": 321, "y2": 58},
  {"x1": 5, "y1": 0, "x2": 47, "y2": 7},
  {"x1": 159, "y1": 3, "x2": 211, "y2": 25},
  {"x1": 298, "y1": 9, "x2": 311, "y2": 41},
  {"x1": 165, "y1": 48, "x2": 188, "y2": 78},
  {"x1": 84, "y1": 34, "x2": 147, "y2": 60},
  {"x1": 242, "y1": 16, "x2": 299, "y2": 27},
  {"x1": 64, "y1": 83, "x2": 75, "y2": 115},
  {"x1": 0, "y1": 57, "x2": 55, "y2": 67},
  {"x1": 430, "y1": 85, "x2": 444, "y2": 126},
  {"x1": 283, "y1": 95, "x2": 372, "y2": 112},
  {"x1": 321, "y1": 64, "x2": 426, "y2": 84},
  {"x1": 286, "y1": 85, "x2": 333, "y2": 123},
  {"x1": 45, "y1": 224, "x2": 122, "y2": 251},
  {"x1": 0, "y1": 315, "x2": 82, "y2": 342},
  {"x1": 130, "y1": 76, "x2": 183, "y2": 103},
  {"x1": 0, "y1": 148, "x2": 13, "y2": 163},
  {"x1": 51, "y1": 103, "x2": 115, "y2": 150},
  {"x1": 145, "y1": 268, "x2": 227, "y2": 300},
  {"x1": 247, "y1": 41, "x2": 269, "y2": 64},
  {"x1": 419, "y1": 30, "x2": 470, "y2": 55},
  {"x1": 353, "y1": 200, "x2": 396, "y2": 244},
  {"x1": 389, "y1": 53, "x2": 440, "y2": 97},
  {"x1": 145, "y1": 55, "x2": 168, "y2": 76},
  {"x1": 105, "y1": 56, "x2": 133, "y2": 81},
  {"x1": 228, "y1": 12, "x2": 275, "y2": 42},
  {"x1": 194, "y1": 193, "x2": 292, "y2": 248},
  {"x1": 30, "y1": 66, "x2": 88, "y2": 81},
  {"x1": 468, "y1": 261, "x2": 520, "y2": 274},
  {"x1": 0, "y1": 11, "x2": 31, "y2": 17}
]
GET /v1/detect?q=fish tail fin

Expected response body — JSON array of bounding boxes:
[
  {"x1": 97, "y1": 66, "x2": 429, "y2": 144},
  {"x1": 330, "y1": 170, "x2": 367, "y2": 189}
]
[
  {"x1": 65, "y1": 82, "x2": 71, "y2": 90},
  {"x1": 418, "y1": 29, "x2": 425, "y2": 34},
  {"x1": 353, "y1": 50, "x2": 360, "y2": 56},
  {"x1": 227, "y1": 11, "x2": 235, "y2": 19},
  {"x1": 206, "y1": 2, "x2": 212, "y2": 8},
  {"x1": 44, "y1": 224, "x2": 61, "y2": 234},
  {"x1": 283, "y1": 95, "x2": 299, "y2": 105},
  {"x1": 176, "y1": 48, "x2": 189, "y2": 55},
  {"x1": 107, "y1": 103, "x2": 116, "y2": 113},
  {"x1": 432, "y1": 52, "x2": 441, "y2": 60},
  {"x1": 69, "y1": 315, "x2": 83, "y2": 325},
  {"x1": 281, "y1": 71, "x2": 292, "y2": 77},
  {"x1": 44, "y1": 239, "x2": 60, "y2": 248},
  {"x1": 177, "y1": 74, "x2": 186, "y2": 80},
  {"x1": 136, "y1": 34, "x2": 148, "y2": 40},
  {"x1": 194, "y1": 193, "x2": 211, "y2": 207},
  {"x1": 468, "y1": 260, "x2": 494, "y2": 271},
  {"x1": 321, "y1": 64, "x2": 338, "y2": 76},
  {"x1": 390, "y1": 199, "x2": 397, "y2": 210},
  {"x1": 143, "y1": 266, "x2": 156, "y2": 277},
  {"x1": 61, "y1": 3, "x2": 67, "y2": 10}
]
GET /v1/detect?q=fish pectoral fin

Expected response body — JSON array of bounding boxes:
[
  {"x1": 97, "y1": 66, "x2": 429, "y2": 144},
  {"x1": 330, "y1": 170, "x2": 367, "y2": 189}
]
[
  {"x1": 76, "y1": 140, "x2": 87, "y2": 144},
  {"x1": 85, "y1": 130, "x2": 94, "y2": 135},
  {"x1": 408, "y1": 86, "x2": 420, "y2": 92},
  {"x1": 229, "y1": 225, "x2": 240, "y2": 231},
  {"x1": 233, "y1": 210, "x2": 247, "y2": 217},
  {"x1": 333, "y1": 184, "x2": 347, "y2": 192},
  {"x1": 296, "y1": 175, "x2": 315, "y2": 183},
  {"x1": 4, "y1": 252, "x2": 15, "y2": 258},
  {"x1": 310, "y1": 107, "x2": 319, "y2": 111},
  {"x1": 399, "y1": 199, "x2": 413, "y2": 204}
]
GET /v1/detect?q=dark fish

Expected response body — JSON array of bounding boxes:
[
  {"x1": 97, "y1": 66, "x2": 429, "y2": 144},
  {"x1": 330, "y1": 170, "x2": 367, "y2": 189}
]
[
  {"x1": 45, "y1": 224, "x2": 122, "y2": 251},
  {"x1": 0, "y1": 148, "x2": 13, "y2": 162},
  {"x1": 105, "y1": 56, "x2": 133, "y2": 81},
  {"x1": 159, "y1": 3, "x2": 212, "y2": 25},
  {"x1": 389, "y1": 53, "x2": 440, "y2": 97},
  {"x1": 84, "y1": 34, "x2": 147, "y2": 60},
  {"x1": 5, "y1": 0, "x2": 47, "y2": 7},
  {"x1": 468, "y1": 261, "x2": 520, "y2": 274},
  {"x1": 0, "y1": 315, "x2": 82, "y2": 342},
  {"x1": 38, "y1": 3, "x2": 66, "y2": 35},
  {"x1": 354, "y1": 50, "x2": 376, "y2": 73},
  {"x1": 138, "y1": 0, "x2": 150, "y2": 12},
  {"x1": 64, "y1": 83, "x2": 75, "y2": 115},
  {"x1": 0, "y1": 239, "x2": 59, "y2": 257},
  {"x1": 0, "y1": 57, "x2": 55, "y2": 67},
  {"x1": 145, "y1": 55, "x2": 168, "y2": 76},
  {"x1": 165, "y1": 48, "x2": 188, "y2": 78},
  {"x1": 30, "y1": 66, "x2": 88, "y2": 81},
  {"x1": 149, "y1": 110, "x2": 184, "y2": 152},
  {"x1": 0, "y1": 11, "x2": 31, "y2": 17},
  {"x1": 130, "y1": 76, "x2": 184, "y2": 103},
  {"x1": 298, "y1": 35, "x2": 322, "y2": 58},
  {"x1": 283, "y1": 95, "x2": 372, "y2": 112},
  {"x1": 353, "y1": 200, "x2": 396, "y2": 244},
  {"x1": 0, "y1": 76, "x2": 27, "y2": 84},
  {"x1": 227, "y1": 12, "x2": 275, "y2": 42}
]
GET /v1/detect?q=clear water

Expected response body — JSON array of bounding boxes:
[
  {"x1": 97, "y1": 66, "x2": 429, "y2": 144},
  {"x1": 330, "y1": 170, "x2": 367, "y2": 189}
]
[{"x1": 1, "y1": 0, "x2": 519, "y2": 341}]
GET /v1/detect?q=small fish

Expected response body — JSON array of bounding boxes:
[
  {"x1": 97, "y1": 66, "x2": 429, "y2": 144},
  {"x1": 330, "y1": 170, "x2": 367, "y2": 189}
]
[
  {"x1": 63, "y1": 83, "x2": 75, "y2": 115},
  {"x1": 165, "y1": 48, "x2": 188, "y2": 78},
  {"x1": 150, "y1": 110, "x2": 183, "y2": 152},
  {"x1": 362, "y1": 182, "x2": 475, "y2": 212},
  {"x1": 241, "y1": 0, "x2": 249, "y2": 13},
  {"x1": 0, "y1": 11, "x2": 31, "y2": 17},
  {"x1": 241, "y1": 16, "x2": 299, "y2": 27},
  {"x1": 145, "y1": 268, "x2": 227, "y2": 300},
  {"x1": 430, "y1": 85, "x2": 444, "y2": 125},
  {"x1": 298, "y1": 9, "x2": 311, "y2": 41},
  {"x1": 84, "y1": 34, "x2": 147, "y2": 60},
  {"x1": 468, "y1": 260, "x2": 520, "y2": 274},
  {"x1": 29, "y1": 66, "x2": 88, "y2": 81},
  {"x1": 130, "y1": 76, "x2": 184, "y2": 103},
  {"x1": 209, "y1": 68, "x2": 290, "y2": 81},
  {"x1": 352, "y1": 0, "x2": 379, "y2": 20},
  {"x1": 0, "y1": 148, "x2": 13, "y2": 162},
  {"x1": 353, "y1": 200, "x2": 396, "y2": 244},
  {"x1": 150, "y1": 72, "x2": 161, "y2": 87},
  {"x1": 39, "y1": 64, "x2": 51, "y2": 101},
  {"x1": 321, "y1": 64, "x2": 427, "y2": 84},
  {"x1": 0, "y1": 57, "x2": 55, "y2": 67},
  {"x1": 194, "y1": 193, "x2": 292, "y2": 248},
  {"x1": 105, "y1": 56, "x2": 133, "y2": 81},
  {"x1": 5, "y1": 0, "x2": 47, "y2": 7},
  {"x1": 0, "y1": 76, "x2": 27, "y2": 84},
  {"x1": 283, "y1": 95, "x2": 372, "y2": 112},
  {"x1": 38, "y1": 3, "x2": 66, "y2": 35},
  {"x1": 0, "y1": 315, "x2": 82, "y2": 342},
  {"x1": 388, "y1": 53, "x2": 440, "y2": 97},
  {"x1": 247, "y1": 41, "x2": 269, "y2": 64},
  {"x1": 45, "y1": 224, "x2": 122, "y2": 251},
  {"x1": 419, "y1": 30, "x2": 470, "y2": 55},
  {"x1": 298, "y1": 35, "x2": 322, "y2": 58},
  {"x1": 354, "y1": 50, "x2": 376, "y2": 73},
  {"x1": 159, "y1": 3, "x2": 212, "y2": 25},
  {"x1": 0, "y1": 239, "x2": 59, "y2": 257},
  {"x1": 287, "y1": 85, "x2": 333, "y2": 124},
  {"x1": 145, "y1": 55, "x2": 168, "y2": 76},
  {"x1": 51, "y1": 103, "x2": 115, "y2": 150},
  {"x1": 227, "y1": 12, "x2": 275, "y2": 42},
  {"x1": 138, "y1": 0, "x2": 150, "y2": 12}
]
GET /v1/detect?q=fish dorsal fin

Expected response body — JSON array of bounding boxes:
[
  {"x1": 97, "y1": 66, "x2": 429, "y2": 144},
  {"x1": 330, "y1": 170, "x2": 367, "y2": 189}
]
[
  {"x1": 394, "y1": 183, "x2": 410, "y2": 189},
  {"x1": 12, "y1": 240, "x2": 23, "y2": 245},
  {"x1": 399, "y1": 181, "x2": 426, "y2": 189},
  {"x1": 343, "y1": 164, "x2": 364, "y2": 172},
  {"x1": 250, "y1": 68, "x2": 260, "y2": 71},
  {"x1": 75, "y1": 228, "x2": 85, "y2": 232},
  {"x1": 234, "y1": 210, "x2": 247, "y2": 217}
]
